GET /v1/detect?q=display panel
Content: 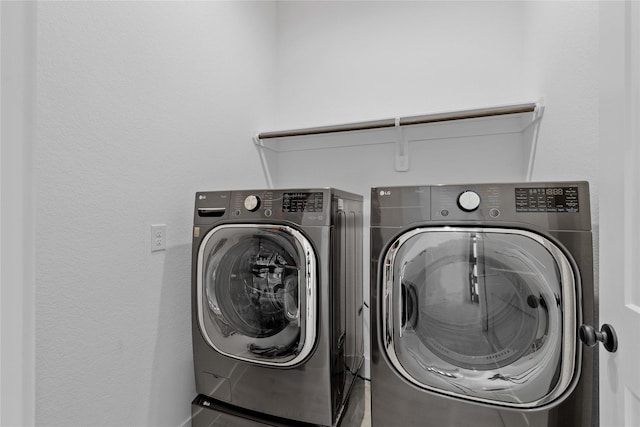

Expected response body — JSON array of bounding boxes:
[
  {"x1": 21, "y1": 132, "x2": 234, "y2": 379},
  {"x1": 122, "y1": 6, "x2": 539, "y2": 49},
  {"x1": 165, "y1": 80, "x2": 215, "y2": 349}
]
[
  {"x1": 515, "y1": 187, "x2": 579, "y2": 213},
  {"x1": 282, "y1": 192, "x2": 324, "y2": 213}
]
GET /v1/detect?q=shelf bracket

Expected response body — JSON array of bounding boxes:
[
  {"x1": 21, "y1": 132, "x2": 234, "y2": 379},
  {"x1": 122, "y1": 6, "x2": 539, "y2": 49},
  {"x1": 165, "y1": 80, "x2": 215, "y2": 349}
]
[
  {"x1": 394, "y1": 118, "x2": 409, "y2": 172},
  {"x1": 253, "y1": 136, "x2": 274, "y2": 189},
  {"x1": 255, "y1": 101, "x2": 542, "y2": 179},
  {"x1": 524, "y1": 101, "x2": 546, "y2": 181}
]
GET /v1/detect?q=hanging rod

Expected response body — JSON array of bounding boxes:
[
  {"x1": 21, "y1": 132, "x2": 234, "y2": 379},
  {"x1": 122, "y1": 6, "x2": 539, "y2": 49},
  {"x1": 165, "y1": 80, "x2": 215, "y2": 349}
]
[{"x1": 257, "y1": 102, "x2": 537, "y2": 140}]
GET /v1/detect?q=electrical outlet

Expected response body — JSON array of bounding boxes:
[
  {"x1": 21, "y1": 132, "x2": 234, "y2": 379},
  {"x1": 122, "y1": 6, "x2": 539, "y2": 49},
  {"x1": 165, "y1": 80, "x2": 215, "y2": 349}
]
[{"x1": 151, "y1": 224, "x2": 166, "y2": 252}]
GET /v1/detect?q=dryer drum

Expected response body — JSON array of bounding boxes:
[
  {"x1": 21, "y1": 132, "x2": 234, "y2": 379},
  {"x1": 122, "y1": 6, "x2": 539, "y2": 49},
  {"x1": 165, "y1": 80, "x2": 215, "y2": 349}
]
[
  {"x1": 385, "y1": 228, "x2": 572, "y2": 407},
  {"x1": 403, "y1": 253, "x2": 540, "y2": 370}
]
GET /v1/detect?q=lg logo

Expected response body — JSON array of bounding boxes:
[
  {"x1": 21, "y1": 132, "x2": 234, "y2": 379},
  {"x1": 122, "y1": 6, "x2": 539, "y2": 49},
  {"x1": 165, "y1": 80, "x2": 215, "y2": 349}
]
[
  {"x1": 198, "y1": 195, "x2": 206, "y2": 200},
  {"x1": 379, "y1": 190, "x2": 391, "y2": 196}
]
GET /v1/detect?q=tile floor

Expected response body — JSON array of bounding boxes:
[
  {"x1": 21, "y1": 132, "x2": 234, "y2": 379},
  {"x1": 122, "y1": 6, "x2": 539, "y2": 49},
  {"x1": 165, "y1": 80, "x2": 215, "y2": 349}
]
[{"x1": 359, "y1": 382, "x2": 371, "y2": 427}]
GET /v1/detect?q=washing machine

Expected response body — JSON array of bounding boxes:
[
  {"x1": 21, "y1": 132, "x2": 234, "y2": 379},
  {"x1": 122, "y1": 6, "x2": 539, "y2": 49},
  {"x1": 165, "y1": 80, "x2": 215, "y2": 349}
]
[
  {"x1": 191, "y1": 188, "x2": 364, "y2": 427},
  {"x1": 370, "y1": 181, "x2": 597, "y2": 427}
]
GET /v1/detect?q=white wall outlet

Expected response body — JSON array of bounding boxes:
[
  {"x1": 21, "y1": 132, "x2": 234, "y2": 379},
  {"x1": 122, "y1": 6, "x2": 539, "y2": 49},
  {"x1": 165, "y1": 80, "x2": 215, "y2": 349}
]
[{"x1": 151, "y1": 224, "x2": 166, "y2": 252}]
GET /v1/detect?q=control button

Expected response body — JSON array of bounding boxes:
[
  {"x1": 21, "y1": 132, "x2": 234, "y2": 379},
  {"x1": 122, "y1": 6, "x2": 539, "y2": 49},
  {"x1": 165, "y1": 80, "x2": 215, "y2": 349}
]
[
  {"x1": 440, "y1": 209, "x2": 449, "y2": 217},
  {"x1": 264, "y1": 208, "x2": 272, "y2": 217},
  {"x1": 244, "y1": 195, "x2": 261, "y2": 212},
  {"x1": 457, "y1": 191, "x2": 481, "y2": 212},
  {"x1": 234, "y1": 209, "x2": 241, "y2": 216},
  {"x1": 489, "y1": 208, "x2": 500, "y2": 218}
]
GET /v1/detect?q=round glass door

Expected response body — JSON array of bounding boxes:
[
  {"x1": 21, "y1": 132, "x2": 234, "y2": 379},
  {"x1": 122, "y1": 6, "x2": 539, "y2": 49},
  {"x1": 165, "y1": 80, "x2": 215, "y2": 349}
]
[
  {"x1": 381, "y1": 227, "x2": 578, "y2": 408},
  {"x1": 197, "y1": 224, "x2": 316, "y2": 367}
]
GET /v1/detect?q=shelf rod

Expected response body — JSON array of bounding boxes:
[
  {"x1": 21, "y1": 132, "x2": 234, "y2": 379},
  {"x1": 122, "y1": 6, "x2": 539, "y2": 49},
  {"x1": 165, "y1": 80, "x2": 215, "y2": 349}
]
[
  {"x1": 258, "y1": 118, "x2": 396, "y2": 140},
  {"x1": 399, "y1": 103, "x2": 536, "y2": 126},
  {"x1": 257, "y1": 103, "x2": 537, "y2": 140}
]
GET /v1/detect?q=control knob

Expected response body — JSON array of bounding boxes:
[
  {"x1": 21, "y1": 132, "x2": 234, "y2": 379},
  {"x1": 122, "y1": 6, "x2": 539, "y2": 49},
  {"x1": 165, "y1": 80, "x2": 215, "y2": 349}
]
[
  {"x1": 457, "y1": 190, "x2": 481, "y2": 212},
  {"x1": 244, "y1": 195, "x2": 261, "y2": 212}
]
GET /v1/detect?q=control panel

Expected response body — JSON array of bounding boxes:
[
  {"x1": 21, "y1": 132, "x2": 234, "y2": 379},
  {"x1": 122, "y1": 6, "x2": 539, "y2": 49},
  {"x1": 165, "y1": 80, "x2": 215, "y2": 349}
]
[
  {"x1": 431, "y1": 185, "x2": 503, "y2": 220},
  {"x1": 515, "y1": 186, "x2": 579, "y2": 213},
  {"x1": 233, "y1": 191, "x2": 274, "y2": 217},
  {"x1": 371, "y1": 182, "x2": 590, "y2": 230},
  {"x1": 195, "y1": 188, "x2": 353, "y2": 227},
  {"x1": 431, "y1": 184, "x2": 582, "y2": 219},
  {"x1": 224, "y1": 190, "x2": 330, "y2": 224},
  {"x1": 282, "y1": 192, "x2": 324, "y2": 213}
]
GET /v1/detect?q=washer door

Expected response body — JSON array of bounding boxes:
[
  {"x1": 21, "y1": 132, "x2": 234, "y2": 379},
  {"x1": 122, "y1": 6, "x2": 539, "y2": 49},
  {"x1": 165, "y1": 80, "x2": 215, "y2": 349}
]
[
  {"x1": 197, "y1": 224, "x2": 317, "y2": 367},
  {"x1": 381, "y1": 227, "x2": 578, "y2": 408}
]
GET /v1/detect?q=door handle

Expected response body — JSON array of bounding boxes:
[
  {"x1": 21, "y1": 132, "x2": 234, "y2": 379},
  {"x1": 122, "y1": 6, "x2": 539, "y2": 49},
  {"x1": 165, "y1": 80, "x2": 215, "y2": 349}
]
[
  {"x1": 579, "y1": 323, "x2": 618, "y2": 353},
  {"x1": 197, "y1": 207, "x2": 226, "y2": 217}
]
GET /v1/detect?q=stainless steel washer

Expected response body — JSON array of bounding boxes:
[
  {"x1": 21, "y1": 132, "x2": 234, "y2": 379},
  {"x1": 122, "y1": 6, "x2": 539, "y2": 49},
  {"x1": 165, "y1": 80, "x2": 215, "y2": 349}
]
[
  {"x1": 370, "y1": 182, "x2": 597, "y2": 427},
  {"x1": 191, "y1": 188, "x2": 364, "y2": 427}
]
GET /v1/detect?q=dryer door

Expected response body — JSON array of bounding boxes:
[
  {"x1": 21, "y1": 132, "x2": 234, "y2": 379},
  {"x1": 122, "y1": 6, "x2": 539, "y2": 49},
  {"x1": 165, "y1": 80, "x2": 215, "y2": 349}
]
[
  {"x1": 197, "y1": 224, "x2": 317, "y2": 367},
  {"x1": 381, "y1": 227, "x2": 578, "y2": 408}
]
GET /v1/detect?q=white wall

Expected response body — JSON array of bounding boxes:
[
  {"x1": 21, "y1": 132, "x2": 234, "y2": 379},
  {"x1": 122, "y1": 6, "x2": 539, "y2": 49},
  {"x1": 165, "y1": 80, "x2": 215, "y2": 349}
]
[
  {"x1": 522, "y1": 1, "x2": 599, "y2": 209},
  {"x1": 1, "y1": 2, "x2": 36, "y2": 425},
  {"x1": 34, "y1": 2, "x2": 276, "y2": 426},
  {"x1": 275, "y1": 1, "x2": 527, "y2": 129}
]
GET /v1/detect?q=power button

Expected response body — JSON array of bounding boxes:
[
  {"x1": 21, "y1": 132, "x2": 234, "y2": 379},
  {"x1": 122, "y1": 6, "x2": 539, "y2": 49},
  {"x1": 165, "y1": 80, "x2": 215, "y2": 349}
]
[
  {"x1": 457, "y1": 191, "x2": 481, "y2": 212},
  {"x1": 244, "y1": 195, "x2": 261, "y2": 212}
]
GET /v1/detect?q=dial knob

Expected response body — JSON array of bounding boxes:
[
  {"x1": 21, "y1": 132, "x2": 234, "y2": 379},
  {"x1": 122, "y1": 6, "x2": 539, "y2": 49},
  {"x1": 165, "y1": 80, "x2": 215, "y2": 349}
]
[
  {"x1": 457, "y1": 190, "x2": 481, "y2": 212},
  {"x1": 244, "y1": 195, "x2": 261, "y2": 212}
]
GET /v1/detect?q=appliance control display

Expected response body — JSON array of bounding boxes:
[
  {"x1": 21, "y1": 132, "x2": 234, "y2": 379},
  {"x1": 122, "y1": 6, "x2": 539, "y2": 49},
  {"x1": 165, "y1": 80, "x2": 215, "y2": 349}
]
[
  {"x1": 515, "y1": 187, "x2": 579, "y2": 213},
  {"x1": 282, "y1": 192, "x2": 324, "y2": 213},
  {"x1": 457, "y1": 190, "x2": 481, "y2": 212}
]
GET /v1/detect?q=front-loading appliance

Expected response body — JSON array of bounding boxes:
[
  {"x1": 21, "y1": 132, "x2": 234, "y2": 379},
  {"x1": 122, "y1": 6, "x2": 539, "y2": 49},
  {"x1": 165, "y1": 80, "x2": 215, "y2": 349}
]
[
  {"x1": 370, "y1": 181, "x2": 597, "y2": 427},
  {"x1": 191, "y1": 188, "x2": 364, "y2": 427}
]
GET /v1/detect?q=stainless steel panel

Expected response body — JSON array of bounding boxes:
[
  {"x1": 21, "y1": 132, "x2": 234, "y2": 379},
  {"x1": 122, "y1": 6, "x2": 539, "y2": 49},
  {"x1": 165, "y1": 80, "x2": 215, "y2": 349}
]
[
  {"x1": 371, "y1": 181, "x2": 591, "y2": 231},
  {"x1": 200, "y1": 372, "x2": 231, "y2": 402},
  {"x1": 371, "y1": 186, "x2": 431, "y2": 228}
]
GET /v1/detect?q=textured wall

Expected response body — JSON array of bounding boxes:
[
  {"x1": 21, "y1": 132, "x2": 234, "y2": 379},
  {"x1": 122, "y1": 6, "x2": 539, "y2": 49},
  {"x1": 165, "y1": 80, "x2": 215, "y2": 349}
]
[
  {"x1": 274, "y1": 1, "x2": 527, "y2": 129},
  {"x1": 34, "y1": 2, "x2": 276, "y2": 426},
  {"x1": 1, "y1": 2, "x2": 36, "y2": 425},
  {"x1": 523, "y1": 1, "x2": 599, "y2": 201}
]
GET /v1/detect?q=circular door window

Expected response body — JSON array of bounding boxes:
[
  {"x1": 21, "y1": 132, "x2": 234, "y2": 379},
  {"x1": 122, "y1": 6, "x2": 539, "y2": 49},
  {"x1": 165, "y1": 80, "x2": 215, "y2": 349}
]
[
  {"x1": 197, "y1": 224, "x2": 317, "y2": 367},
  {"x1": 381, "y1": 227, "x2": 578, "y2": 408}
]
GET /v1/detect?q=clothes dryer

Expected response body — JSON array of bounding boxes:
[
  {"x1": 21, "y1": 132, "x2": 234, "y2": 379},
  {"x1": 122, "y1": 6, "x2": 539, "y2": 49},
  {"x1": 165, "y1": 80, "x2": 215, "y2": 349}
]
[
  {"x1": 370, "y1": 182, "x2": 598, "y2": 427},
  {"x1": 192, "y1": 188, "x2": 364, "y2": 427}
]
